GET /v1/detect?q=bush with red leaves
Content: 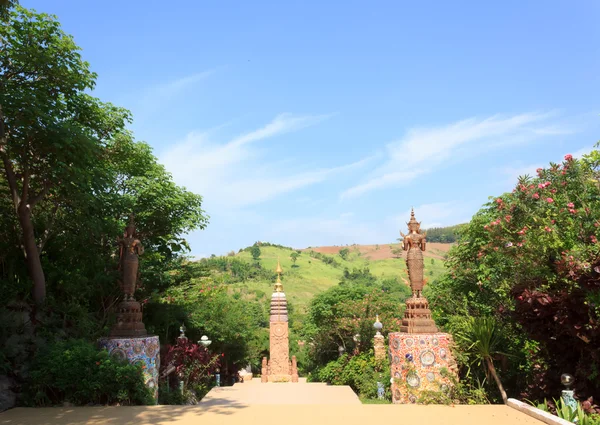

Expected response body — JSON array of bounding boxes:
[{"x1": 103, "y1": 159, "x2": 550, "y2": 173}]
[{"x1": 427, "y1": 149, "x2": 600, "y2": 404}]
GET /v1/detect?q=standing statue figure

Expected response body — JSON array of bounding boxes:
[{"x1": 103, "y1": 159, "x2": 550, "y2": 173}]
[
  {"x1": 109, "y1": 215, "x2": 147, "y2": 338},
  {"x1": 399, "y1": 208, "x2": 438, "y2": 334},
  {"x1": 400, "y1": 208, "x2": 427, "y2": 297},
  {"x1": 118, "y1": 216, "x2": 144, "y2": 299}
]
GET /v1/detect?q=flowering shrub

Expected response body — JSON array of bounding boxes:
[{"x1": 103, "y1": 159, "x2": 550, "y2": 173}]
[
  {"x1": 427, "y1": 150, "x2": 600, "y2": 402},
  {"x1": 160, "y1": 337, "x2": 220, "y2": 403}
]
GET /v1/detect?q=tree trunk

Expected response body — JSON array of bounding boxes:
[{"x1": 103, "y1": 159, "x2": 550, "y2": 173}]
[
  {"x1": 18, "y1": 203, "x2": 46, "y2": 305},
  {"x1": 486, "y1": 356, "x2": 508, "y2": 404}
]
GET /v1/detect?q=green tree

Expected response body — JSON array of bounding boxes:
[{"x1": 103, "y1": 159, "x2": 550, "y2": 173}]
[
  {"x1": 455, "y1": 317, "x2": 508, "y2": 404},
  {"x1": 290, "y1": 251, "x2": 300, "y2": 266},
  {"x1": 250, "y1": 244, "x2": 261, "y2": 261},
  {"x1": 427, "y1": 151, "x2": 600, "y2": 401},
  {"x1": 339, "y1": 248, "x2": 350, "y2": 260},
  {"x1": 0, "y1": 7, "x2": 130, "y2": 304}
]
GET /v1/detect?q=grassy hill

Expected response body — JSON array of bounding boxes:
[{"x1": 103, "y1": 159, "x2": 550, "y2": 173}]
[{"x1": 232, "y1": 243, "x2": 450, "y2": 313}]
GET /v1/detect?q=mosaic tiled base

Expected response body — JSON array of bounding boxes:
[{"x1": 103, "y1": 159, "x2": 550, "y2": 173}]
[
  {"x1": 98, "y1": 335, "x2": 160, "y2": 403},
  {"x1": 388, "y1": 332, "x2": 457, "y2": 404}
]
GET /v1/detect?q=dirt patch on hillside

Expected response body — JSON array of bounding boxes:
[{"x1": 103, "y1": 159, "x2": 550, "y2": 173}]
[{"x1": 303, "y1": 243, "x2": 452, "y2": 261}]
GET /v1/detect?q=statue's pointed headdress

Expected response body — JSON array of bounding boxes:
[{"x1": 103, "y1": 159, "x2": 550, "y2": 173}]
[{"x1": 406, "y1": 208, "x2": 421, "y2": 228}]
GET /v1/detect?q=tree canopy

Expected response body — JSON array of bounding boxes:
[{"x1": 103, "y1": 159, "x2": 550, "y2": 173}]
[{"x1": 427, "y1": 150, "x2": 600, "y2": 402}]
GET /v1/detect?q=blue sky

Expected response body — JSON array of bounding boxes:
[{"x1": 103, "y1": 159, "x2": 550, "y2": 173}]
[{"x1": 24, "y1": 0, "x2": 600, "y2": 256}]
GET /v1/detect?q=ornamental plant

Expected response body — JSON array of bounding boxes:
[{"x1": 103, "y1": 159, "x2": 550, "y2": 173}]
[
  {"x1": 160, "y1": 337, "x2": 220, "y2": 403},
  {"x1": 428, "y1": 150, "x2": 600, "y2": 402}
]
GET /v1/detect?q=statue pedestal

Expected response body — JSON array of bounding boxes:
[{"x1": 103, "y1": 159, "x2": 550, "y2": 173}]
[
  {"x1": 98, "y1": 335, "x2": 160, "y2": 403},
  {"x1": 388, "y1": 332, "x2": 457, "y2": 404}
]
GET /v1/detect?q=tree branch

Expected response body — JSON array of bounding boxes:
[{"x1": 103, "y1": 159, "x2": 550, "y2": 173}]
[
  {"x1": 28, "y1": 180, "x2": 51, "y2": 207},
  {"x1": 0, "y1": 105, "x2": 21, "y2": 210},
  {"x1": 37, "y1": 202, "x2": 59, "y2": 254}
]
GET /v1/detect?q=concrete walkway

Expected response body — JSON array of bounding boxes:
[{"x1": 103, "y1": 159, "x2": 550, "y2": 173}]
[
  {"x1": 200, "y1": 377, "x2": 361, "y2": 405},
  {"x1": 0, "y1": 379, "x2": 545, "y2": 425}
]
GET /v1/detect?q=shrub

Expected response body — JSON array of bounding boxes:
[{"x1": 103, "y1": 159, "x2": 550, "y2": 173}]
[
  {"x1": 314, "y1": 352, "x2": 391, "y2": 400},
  {"x1": 24, "y1": 339, "x2": 153, "y2": 406},
  {"x1": 428, "y1": 150, "x2": 600, "y2": 401},
  {"x1": 160, "y1": 337, "x2": 220, "y2": 403}
]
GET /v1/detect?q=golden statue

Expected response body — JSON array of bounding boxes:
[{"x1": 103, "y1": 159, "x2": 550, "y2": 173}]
[{"x1": 400, "y1": 208, "x2": 427, "y2": 297}]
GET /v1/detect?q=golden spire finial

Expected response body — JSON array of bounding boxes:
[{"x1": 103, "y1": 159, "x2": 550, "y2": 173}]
[{"x1": 274, "y1": 257, "x2": 284, "y2": 292}]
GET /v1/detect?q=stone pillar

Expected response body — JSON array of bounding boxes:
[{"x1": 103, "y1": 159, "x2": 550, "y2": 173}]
[
  {"x1": 373, "y1": 332, "x2": 386, "y2": 361},
  {"x1": 262, "y1": 259, "x2": 297, "y2": 383},
  {"x1": 98, "y1": 335, "x2": 160, "y2": 403}
]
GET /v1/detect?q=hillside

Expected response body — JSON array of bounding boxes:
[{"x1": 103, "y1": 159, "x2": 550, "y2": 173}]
[{"x1": 232, "y1": 243, "x2": 451, "y2": 313}]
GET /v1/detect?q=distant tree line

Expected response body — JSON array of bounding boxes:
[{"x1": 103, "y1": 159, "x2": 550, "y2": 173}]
[{"x1": 421, "y1": 224, "x2": 466, "y2": 243}]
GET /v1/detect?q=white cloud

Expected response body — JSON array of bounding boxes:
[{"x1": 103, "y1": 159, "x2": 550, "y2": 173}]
[
  {"x1": 390, "y1": 202, "x2": 475, "y2": 231},
  {"x1": 500, "y1": 163, "x2": 544, "y2": 184},
  {"x1": 341, "y1": 112, "x2": 567, "y2": 199},
  {"x1": 262, "y1": 202, "x2": 475, "y2": 249},
  {"x1": 160, "y1": 113, "x2": 365, "y2": 210},
  {"x1": 154, "y1": 70, "x2": 215, "y2": 98},
  {"x1": 572, "y1": 145, "x2": 595, "y2": 159}
]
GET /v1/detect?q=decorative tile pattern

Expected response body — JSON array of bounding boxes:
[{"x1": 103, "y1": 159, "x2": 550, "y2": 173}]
[
  {"x1": 388, "y1": 332, "x2": 457, "y2": 404},
  {"x1": 98, "y1": 336, "x2": 160, "y2": 403}
]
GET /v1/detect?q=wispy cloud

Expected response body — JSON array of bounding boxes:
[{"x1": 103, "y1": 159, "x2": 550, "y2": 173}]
[
  {"x1": 154, "y1": 70, "x2": 216, "y2": 98},
  {"x1": 390, "y1": 202, "x2": 476, "y2": 230},
  {"x1": 160, "y1": 113, "x2": 364, "y2": 209},
  {"x1": 340, "y1": 112, "x2": 567, "y2": 199},
  {"x1": 262, "y1": 202, "x2": 476, "y2": 249}
]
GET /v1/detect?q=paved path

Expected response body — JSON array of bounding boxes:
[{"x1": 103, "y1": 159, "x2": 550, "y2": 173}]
[
  {"x1": 200, "y1": 377, "x2": 361, "y2": 405},
  {"x1": 1, "y1": 379, "x2": 544, "y2": 425}
]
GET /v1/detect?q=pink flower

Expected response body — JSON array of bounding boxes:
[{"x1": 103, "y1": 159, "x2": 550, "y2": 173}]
[
  {"x1": 532, "y1": 193, "x2": 540, "y2": 199},
  {"x1": 496, "y1": 198, "x2": 503, "y2": 204},
  {"x1": 591, "y1": 236, "x2": 598, "y2": 244},
  {"x1": 567, "y1": 202, "x2": 574, "y2": 208},
  {"x1": 544, "y1": 226, "x2": 552, "y2": 232},
  {"x1": 536, "y1": 168, "x2": 543, "y2": 175},
  {"x1": 569, "y1": 209, "x2": 577, "y2": 214},
  {"x1": 564, "y1": 154, "x2": 573, "y2": 161},
  {"x1": 550, "y1": 189, "x2": 557, "y2": 194},
  {"x1": 538, "y1": 183, "x2": 545, "y2": 189},
  {"x1": 546, "y1": 198, "x2": 554, "y2": 203}
]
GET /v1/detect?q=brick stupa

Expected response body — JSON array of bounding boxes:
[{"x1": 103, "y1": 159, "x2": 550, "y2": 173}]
[
  {"x1": 261, "y1": 259, "x2": 298, "y2": 383},
  {"x1": 389, "y1": 209, "x2": 457, "y2": 403}
]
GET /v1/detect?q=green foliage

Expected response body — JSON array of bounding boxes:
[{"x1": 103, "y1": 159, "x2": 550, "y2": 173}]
[
  {"x1": 339, "y1": 248, "x2": 350, "y2": 260},
  {"x1": 290, "y1": 251, "x2": 300, "y2": 266},
  {"x1": 427, "y1": 151, "x2": 600, "y2": 401},
  {"x1": 304, "y1": 269, "x2": 410, "y2": 369},
  {"x1": 0, "y1": 6, "x2": 207, "y2": 400},
  {"x1": 313, "y1": 352, "x2": 391, "y2": 400},
  {"x1": 23, "y1": 339, "x2": 153, "y2": 406},
  {"x1": 307, "y1": 250, "x2": 341, "y2": 268},
  {"x1": 423, "y1": 224, "x2": 466, "y2": 243},
  {"x1": 454, "y1": 317, "x2": 508, "y2": 403},
  {"x1": 534, "y1": 397, "x2": 600, "y2": 425},
  {"x1": 250, "y1": 244, "x2": 261, "y2": 261}
]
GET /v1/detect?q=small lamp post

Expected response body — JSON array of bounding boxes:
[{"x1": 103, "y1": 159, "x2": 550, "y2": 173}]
[
  {"x1": 353, "y1": 333, "x2": 360, "y2": 355},
  {"x1": 178, "y1": 323, "x2": 188, "y2": 341},
  {"x1": 338, "y1": 345, "x2": 345, "y2": 357},
  {"x1": 199, "y1": 335, "x2": 212, "y2": 348},
  {"x1": 561, "y1": 373, "x2": 577, "y2": 412},
  {"x1": 177, "y1": 323, "x2": 187, "y2": 393},
  {"x1": 373, "y1": 315, "x2": 383, "y2": 336},
  {"x1": 373, "y1": 313, "x2": 386, "y2": 397}
]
